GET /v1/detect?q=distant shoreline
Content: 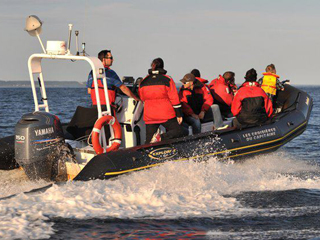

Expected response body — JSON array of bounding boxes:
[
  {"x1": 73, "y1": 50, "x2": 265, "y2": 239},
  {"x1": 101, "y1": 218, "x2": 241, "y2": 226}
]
[
  {"x1": 0, "y1": 86, "x2": 85, "y2": 88},
  {"x1": 0, "y1": 80, "x2": 86, "y2": 88},
  {"x1": 0, "y1": 80, "x2": 317, "y2": 88}
]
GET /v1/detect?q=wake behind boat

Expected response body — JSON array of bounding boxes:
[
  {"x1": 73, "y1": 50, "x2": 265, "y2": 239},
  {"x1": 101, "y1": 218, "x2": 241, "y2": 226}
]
[{"x1": 0, "y1": 16, "x2": 313, "y2": 182}]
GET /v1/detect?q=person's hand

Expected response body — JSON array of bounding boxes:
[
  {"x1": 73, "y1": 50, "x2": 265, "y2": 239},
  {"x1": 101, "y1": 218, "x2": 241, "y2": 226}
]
[
  {"x1": 177, "y1": 117, "x2": 183, "y2": 124},
  {"x1": 198, "y1": 111, "x2": 205, "y2": 120},
  {"x1": 191, "y1": 114, "x2": 199, "y2": 119}
]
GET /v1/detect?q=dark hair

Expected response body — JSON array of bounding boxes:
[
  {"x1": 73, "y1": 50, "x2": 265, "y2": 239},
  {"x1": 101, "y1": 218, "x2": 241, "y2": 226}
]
[
  {"x1": 223, "y1": 71, "x2": 235, "y2": 83},
  {"x1": 245, "y1": 68, "x2": 257, "y2": 82},
  {"x1": 98, "y1": 50, "x2": 111, "y2": 62},
  {"x1": 266, "y1": 64, "x2": 276, "y2": 74},
  {"x1": 191, "y1": 69, "x2": 201, "y2": 78},
  {"x1": 151, "y1": 58, "x2": 164, "y2": 70}
]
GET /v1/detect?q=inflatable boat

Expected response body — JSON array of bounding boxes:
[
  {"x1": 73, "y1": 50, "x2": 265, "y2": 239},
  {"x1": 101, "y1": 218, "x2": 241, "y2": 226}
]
[
  {"x1": 0, "y1": 16, "x2": 314, "y2": 182},
  {"x1": 72, "y1": 83, "x2": 313, "y2": 181}
]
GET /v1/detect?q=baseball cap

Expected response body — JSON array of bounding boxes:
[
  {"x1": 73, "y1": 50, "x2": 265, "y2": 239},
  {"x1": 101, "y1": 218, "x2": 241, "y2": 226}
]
[{"x1": 180, "y1": 73, "x2": 195, "y2": 83}]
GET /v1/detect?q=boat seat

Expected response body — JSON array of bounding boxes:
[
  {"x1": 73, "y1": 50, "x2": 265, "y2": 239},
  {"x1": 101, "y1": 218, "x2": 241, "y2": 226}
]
[
  {"x1": 199, "y1": 106, "x2": 233, "y2": 124},
  {"x1": 187, "y1": 118, "x2": 234, "y2": 135},
  {"x1": 200, "y1": 110, "x2": 213, "y2": 124}
]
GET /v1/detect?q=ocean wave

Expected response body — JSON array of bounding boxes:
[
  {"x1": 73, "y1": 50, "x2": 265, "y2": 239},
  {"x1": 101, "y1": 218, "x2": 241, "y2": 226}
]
[{"x1": 0, "y1": 152, "x2": 320, "y2": 238}]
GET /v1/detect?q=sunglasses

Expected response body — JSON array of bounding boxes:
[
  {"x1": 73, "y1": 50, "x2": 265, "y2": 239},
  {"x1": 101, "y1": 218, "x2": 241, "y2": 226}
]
[{"x1": 104, "y1": 56, "x2": 113, "y2": 60}]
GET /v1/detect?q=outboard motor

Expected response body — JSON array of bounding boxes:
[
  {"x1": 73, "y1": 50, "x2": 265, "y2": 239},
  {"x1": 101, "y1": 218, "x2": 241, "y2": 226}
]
[{"x1": 15, "y1": 111, "x2": 65, "y2": 181}]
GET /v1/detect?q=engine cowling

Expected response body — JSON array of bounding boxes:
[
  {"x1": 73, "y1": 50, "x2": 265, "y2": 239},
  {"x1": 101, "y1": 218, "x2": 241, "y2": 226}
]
[{"x1": 15, "y1": 111, "x2": 65, "y2": 181}]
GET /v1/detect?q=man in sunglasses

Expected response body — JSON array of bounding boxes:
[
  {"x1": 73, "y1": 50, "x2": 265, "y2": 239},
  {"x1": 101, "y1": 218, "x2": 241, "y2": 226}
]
[{"x1": 86, "y1": 49, "x2": 140, "y2": 109}]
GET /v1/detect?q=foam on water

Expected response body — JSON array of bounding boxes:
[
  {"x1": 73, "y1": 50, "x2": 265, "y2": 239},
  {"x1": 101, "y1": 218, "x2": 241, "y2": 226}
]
[
  {"x1": 207, "y1": 229, "x2": 320, "y2": 240},
  {"x1": 0, "y1": 152, "x2": 320, "y2": 239},
  {"x1": 0, "y1": 169, "x2": 50, "y2": 199}
]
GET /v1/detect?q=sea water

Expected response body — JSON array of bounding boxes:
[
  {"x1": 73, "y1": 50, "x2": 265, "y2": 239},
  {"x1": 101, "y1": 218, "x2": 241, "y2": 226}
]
[{"x1": 0, "y1": 86, "x2": 319, "y2": 239}]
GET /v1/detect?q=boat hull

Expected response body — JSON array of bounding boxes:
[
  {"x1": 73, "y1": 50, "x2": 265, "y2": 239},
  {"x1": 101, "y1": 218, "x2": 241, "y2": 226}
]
[
  {"x1": 0, "y1": 85, "x2": 313, "y2": 180},
  {"x1": 74, "y1": 85, "x2": 313, "y2": 181},
  {"x1": 0, "y1": 136, "x2": 17, "y2": 170}
]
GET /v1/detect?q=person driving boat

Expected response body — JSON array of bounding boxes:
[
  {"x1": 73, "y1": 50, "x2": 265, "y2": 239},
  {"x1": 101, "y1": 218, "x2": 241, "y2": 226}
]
[{"x1": 86, "y1": 49, "x2": 140, "y2": 110}]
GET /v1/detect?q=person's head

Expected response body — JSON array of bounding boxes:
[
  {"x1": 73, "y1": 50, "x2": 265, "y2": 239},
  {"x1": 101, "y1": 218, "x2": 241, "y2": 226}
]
[
  {"x1": 151, "y1": 58, "x2": 164, "y2": 70},
  {"x1": 223, "y1": 71, "x2": 235, "y2": 84},
  {"x1": 98, "y1": 50, "x2": 113, "y2": 67},
  {"x1": 265, "y1": 64, "x2": 276, "y2": 74},
  {"x1": 180, "y1": 73, "x2": 195, "y2": 89},
  {"x1": 245, "y1": 68, "x2": 257, "y2": 82},
  {"x1": 191, "y1": 69, "x2": 201, "y2": 78}
]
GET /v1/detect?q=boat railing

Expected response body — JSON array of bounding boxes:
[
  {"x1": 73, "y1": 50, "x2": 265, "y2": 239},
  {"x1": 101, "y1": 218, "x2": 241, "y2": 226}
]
[{"x1": 27, "y1": 53, "x2": 114, "y2": 151}]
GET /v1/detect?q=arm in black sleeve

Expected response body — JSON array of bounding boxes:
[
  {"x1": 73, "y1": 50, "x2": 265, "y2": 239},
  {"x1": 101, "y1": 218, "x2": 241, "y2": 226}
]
[{"x1": 173, "y1": 105, "x2": 183, "y2": 117}]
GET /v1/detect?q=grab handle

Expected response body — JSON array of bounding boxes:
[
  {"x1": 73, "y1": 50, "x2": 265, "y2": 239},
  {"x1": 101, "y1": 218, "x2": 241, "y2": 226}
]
[{"x1": 287, "y1": 122, "x2": 294, "y2": 126}]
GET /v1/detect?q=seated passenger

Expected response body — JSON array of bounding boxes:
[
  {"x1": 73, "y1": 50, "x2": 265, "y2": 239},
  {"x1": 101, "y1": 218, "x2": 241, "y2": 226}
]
[
  {"x1": 179, "y1": 73, "x2": 224, "y2": 134},
  {"x1": 191, "y1": 69, "x2": 209, "y2": 85},
  {"x1": 138, "y1": 58, "x2": 185, "y2": 143},
  {"x1": 231, "y1": 68, "x2": 273, "y2": 129},
  {"x1": 208, "y1": 71, "x2": 237, "y2": 118},
  {"x1": 258, "y1": 63, "x2": 284, "y2": 106}
]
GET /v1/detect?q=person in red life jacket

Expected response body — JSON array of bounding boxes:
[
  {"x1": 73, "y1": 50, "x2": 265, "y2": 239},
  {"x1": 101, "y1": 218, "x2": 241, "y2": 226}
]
[
  {"x1": 179, "y1": 73, "x2": 224, "y2": 134},
  {"x1": 231, "y1": 68, "x2": 273, "y2": 129},
  {"x1": 191, "y1": 69, "x2": 209, "y2": 85},
  {"x1": 86, "y1": 50, "x2": 140, "y2": 110},
  {"x1": 229, "y1": 79, "x2": 238, "y2": 94},
  {"x1": 208, "y1": 71, "x2": 237, "y2": 118},
  {"x1": 258, "y1": 63, "x2": 284, "y2": 104},
  {"x1": 138, "y1": 58, "x2": 186, "y2": 143}
]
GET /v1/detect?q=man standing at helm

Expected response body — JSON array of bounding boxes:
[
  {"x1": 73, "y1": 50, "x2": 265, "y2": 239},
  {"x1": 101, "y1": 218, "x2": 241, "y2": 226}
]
[{"x1": 86, "y1": 49, "x2": 140, "y2": 110}]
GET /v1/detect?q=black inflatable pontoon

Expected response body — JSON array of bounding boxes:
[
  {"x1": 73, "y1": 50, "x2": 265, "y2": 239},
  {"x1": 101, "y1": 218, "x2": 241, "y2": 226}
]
[{"x1": 74, "y1": 84, "x2": 313, "y2": 180}]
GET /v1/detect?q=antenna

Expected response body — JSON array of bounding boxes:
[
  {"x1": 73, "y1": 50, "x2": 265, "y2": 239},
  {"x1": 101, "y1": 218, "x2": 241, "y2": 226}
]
[
  {"x1": 75, "y1": 30, "x2": 79, "y2": 56},
  {"x1": 82, "y1": 42, "x2": 86, "y2": 56},
  {"x1": 25, "y1": 15, "x2": 46, "y2": 54},
  {"x1": 67, "y1": 24, "x2": 73, "y2": 55}
]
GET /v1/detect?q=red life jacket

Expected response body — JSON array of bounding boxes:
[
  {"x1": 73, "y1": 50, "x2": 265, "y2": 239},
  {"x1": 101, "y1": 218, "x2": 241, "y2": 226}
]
[
  {"x1": 139, "y1": 69, "x2": 182, "y2": 124},
  {"x1": 208, "y1": 75, "x2": 235, "y2": 107},
  {"x1": 90, "y1": 79, "x2": 116, "y2": 106},
  {"x1": 195, "y1": 77, "x2": 208, "y2": 84},
  {"x1": 179, "y1": 80, "x2": 213, "y2": 116},
  {"x1": 231, "y1": 81, "x2": 273, "y2": 125}
]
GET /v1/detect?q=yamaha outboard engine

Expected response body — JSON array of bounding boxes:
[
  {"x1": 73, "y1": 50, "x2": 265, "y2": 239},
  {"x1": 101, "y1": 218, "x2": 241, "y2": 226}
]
[{"x1": 15, "y1": 111, "x2": 65, "y2": 181}]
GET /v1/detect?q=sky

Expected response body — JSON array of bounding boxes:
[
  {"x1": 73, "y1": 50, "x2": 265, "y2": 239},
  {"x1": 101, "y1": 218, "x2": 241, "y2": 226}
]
[{"x1": 0, "y1": 0, "x2": 319, "y2": 85}]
